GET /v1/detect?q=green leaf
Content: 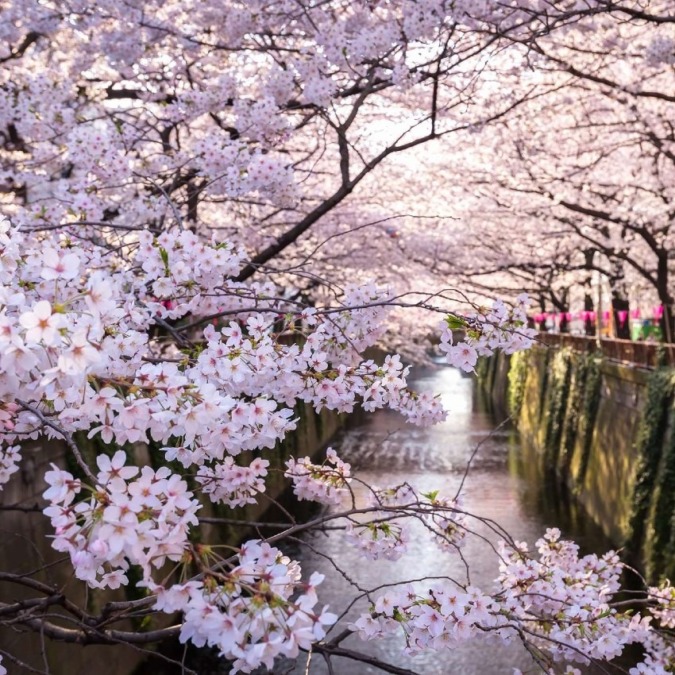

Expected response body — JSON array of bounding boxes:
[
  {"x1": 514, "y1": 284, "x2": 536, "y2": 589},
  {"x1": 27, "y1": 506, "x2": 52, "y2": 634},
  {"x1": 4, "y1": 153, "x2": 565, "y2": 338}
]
[
  {"x1": 159, "y1": 246, "x2": 170, "y2": 274},
  {"x1": 445, "y1": 315, "x2": 466, "y2": 330}
]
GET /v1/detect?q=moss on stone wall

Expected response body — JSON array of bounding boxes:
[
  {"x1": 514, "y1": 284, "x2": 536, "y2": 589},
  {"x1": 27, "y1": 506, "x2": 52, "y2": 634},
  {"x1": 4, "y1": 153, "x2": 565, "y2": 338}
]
[
  {"x1": 650, "y1": 416, "x2": 675, "y2": 581},
  {"x1": 559, "y1": 354, "x2": 589, "y2": 480},
  {"x1": 576, "y1": 356, "x2": 602, "y2": 488},
  {"x1": 507, "y1": 351, "x2": 527, "y2": 419},
  {"x1": 475, "y1": 355, "x2": 490, "y2": 384},
  {"x1": 543, "y1": 349, "x2": 573, "y2": 467},
  {"x1": 537, "y1": 348, "x2": 551, "y2": 424},
  {"x1": 486, "y1": 346, "x2": 675, "y2": 580},
  {"x1": 626, "y1": 369, "x2": 674, "y2": 573}
]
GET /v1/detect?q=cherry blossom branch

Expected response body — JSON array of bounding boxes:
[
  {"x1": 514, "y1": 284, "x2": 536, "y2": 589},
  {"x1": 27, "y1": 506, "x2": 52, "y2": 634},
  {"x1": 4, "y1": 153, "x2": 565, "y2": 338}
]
[{"x1": 15, "y1": 400, "x2": 97, "y2": 484}]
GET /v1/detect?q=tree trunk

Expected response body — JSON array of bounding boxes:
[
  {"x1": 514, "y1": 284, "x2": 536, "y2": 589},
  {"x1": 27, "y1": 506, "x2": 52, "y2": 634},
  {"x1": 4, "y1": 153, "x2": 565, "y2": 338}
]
[
  {"x1": 656, "y1": 252, "x2": 673, "y2": 343},
  {"x1": 583, "y1": 250, "x2": 596, "y2": 336},
  {"x1": 559, "y1": 310, "x2": 570, "y2": 334},
  {"x1": 611, "y1": 296, "x2": 630, "y2": 340},
  {"x1": 583, "y1": 294, "x2": 595, "y2": 336},
  {"x1": 608, "y1": 258, "x2": 630, "y2": 340}
]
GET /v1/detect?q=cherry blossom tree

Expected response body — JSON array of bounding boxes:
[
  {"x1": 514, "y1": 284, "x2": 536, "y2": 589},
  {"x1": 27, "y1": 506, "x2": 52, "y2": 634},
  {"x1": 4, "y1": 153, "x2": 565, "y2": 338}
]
[
  {"x1": 421, "y1": 0, "x2": 675, "y2": 339},
  {"x1": 2, "y1": 1, "x2": 675, "y2": 674}
]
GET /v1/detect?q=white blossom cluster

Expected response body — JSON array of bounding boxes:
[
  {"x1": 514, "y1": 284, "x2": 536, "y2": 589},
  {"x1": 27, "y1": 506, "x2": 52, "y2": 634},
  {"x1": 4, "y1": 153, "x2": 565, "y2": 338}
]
[
  {"x1": 352, "y1": 528, "x2": 656, "y2": 669},
  {"x1": 197, "y1": 457, "x2": 270, "y2": 508},
  {"x1": 0, "y1": 443, "x2": 20, "y2": 487},
  {"x1": 43, "y1": 451, "x2": 200, "y2": 589},
  {"x1": 440, "y1": 295, "x2": 536, "y2": 372},
  {"x1": 150, "y1": 541, "x2": 337, "y2": 673},
  {"x1": 343, "y1": 485, "x2": 468, "y2": 562},
  {"x1": 285, "y1": 448, "x2": 352, "y2": 506},
  {"x1": 346, "y1": 520, "x2": 410, "y2": 561}
]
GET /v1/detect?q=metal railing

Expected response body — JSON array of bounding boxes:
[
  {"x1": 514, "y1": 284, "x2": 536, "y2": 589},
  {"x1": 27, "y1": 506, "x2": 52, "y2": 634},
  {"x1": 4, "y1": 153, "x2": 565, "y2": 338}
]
[{"x1": 537, "y1": 333, "x2": 675, "y2": 369}]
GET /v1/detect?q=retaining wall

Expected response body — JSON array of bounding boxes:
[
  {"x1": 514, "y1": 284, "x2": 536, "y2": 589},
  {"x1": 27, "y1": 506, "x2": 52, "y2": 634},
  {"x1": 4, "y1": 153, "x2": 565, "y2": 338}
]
[{"x1": 479, "y1": 348, "x2": 675, "y2": 581}]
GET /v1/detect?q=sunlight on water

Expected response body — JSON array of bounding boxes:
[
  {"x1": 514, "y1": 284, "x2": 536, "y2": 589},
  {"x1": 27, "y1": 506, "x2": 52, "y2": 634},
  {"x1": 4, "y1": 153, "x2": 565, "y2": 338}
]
[{"x1": 284, "y1": 365, "x2": 610, "y2": 675}]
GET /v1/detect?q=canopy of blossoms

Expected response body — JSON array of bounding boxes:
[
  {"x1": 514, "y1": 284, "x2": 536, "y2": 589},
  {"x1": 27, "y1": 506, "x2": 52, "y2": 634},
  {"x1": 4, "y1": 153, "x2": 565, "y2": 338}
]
[{"x1": 1, "y1": 1, "x2": 675, "y2": 674}]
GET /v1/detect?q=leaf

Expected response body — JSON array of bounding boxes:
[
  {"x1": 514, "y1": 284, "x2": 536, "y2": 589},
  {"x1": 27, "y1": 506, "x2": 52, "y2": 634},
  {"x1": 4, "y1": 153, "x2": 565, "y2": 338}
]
[
  {"x1": 445, "y1": 315, "x2": 466, "y2": 330},
  {"x1": 159, "y1": 246, "x2": 170, "y2": 274}
]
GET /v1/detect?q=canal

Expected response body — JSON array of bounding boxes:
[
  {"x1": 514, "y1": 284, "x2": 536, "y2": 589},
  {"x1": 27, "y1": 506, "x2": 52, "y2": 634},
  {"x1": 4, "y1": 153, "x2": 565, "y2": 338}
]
[{"x1": 282, "y1": 362, "x2": 613, "y2": 675}]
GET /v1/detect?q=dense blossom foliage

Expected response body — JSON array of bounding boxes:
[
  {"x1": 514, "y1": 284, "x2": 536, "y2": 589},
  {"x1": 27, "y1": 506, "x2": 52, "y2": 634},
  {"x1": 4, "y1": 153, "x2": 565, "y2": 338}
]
[
  {"x1": 150, "y1": 543, "x2": 338, "y2": 674},
  {"x1": 1, "y1": 0, "x2": 675, "y2": 673},
  {"x1": 0, "y1": 217, "x2": 530, "y2": 671},
  {"x1": 408, "y1": 1, "x2": 675, "y2": 334}
]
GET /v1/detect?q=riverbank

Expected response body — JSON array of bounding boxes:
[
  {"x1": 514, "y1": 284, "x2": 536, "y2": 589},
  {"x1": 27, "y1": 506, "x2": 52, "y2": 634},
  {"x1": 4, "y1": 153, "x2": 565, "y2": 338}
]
[
  {"x1": 281, "y1": 364, "x2": 613, "y2": 675},
  {"x1": 478, "y1": 347, "x2": 675, "y2": 581}
]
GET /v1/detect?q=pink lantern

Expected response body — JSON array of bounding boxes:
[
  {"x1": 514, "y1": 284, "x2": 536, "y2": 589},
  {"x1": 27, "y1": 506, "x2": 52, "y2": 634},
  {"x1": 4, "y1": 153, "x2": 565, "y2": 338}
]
[
  {"x1": 618, "y1": 310, "x2": 628, "y2": 326},
  {"x1": 655, "y1": 305, "x2": 664, "y2": 320},
  {"x1": 631, "y1": 308, "x2": 641, "y2": 319}
]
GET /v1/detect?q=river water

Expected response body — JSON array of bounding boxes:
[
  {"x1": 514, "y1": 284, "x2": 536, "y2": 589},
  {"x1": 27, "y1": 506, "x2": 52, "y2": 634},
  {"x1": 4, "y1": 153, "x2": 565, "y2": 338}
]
[{"x1": 283, "y1": 363, "x2": 613, "y2": 675}]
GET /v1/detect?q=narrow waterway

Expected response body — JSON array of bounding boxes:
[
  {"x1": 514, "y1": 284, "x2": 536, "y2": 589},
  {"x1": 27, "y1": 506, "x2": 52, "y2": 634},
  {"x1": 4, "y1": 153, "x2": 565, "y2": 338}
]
[{"x1": 284, "y1": 363, "x2": 613, "y2": 675}]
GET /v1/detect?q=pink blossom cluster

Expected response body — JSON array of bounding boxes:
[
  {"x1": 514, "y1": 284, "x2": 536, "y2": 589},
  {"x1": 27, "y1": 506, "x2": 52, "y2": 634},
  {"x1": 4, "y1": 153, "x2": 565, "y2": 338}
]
[
  {"x1": 150, "y1": 541, "x2": 337, "y2": 674},
  {"x1": 630, "y1": 631, "x2": 675, "y2": 674},
  {"x1": 0, "y1": 220, "x2": 447, "y2": 482},
  {"x1": 0, "y1": 0, "x2": 552, "y2": 252},
  {"x1": 423, "y1": 494, "x2": 468, "y2": 552},
  {"x1": 285, "y1": 448, "x2": 351, "y2": 506},
  {"x1": 344, "y1": 486, "x2": 468, "y2": 561},
  {"x1": 0, "y1": 218, "x2": 481, "y2": 670},
  {"x1": 374, "y1": 485, "x2": 467, "y2": 543},
  {"x1": 345, "y1": 519, "x2": 410, "y2": 561},
  {"x1": 628, "y1": 583, "x2": 675, "y2": 674},
  {"x1": 647, "y1": 582, "x2": 675, "y2": 628},
  {"x1": 496, "y1": 528, "x2": 647, "y2": 665},
  {"x1": 351, "y1": 582, "x2": 499, "y2": 650},
  {"x1": 43, "y1": 451, "x2": 200, "y2": 589},
  {"x1": 0, "y1": 216, "x2": 474, "y2": 631},
  {"x1": 351, "y1": 528, "x2": 655, "y2": 669},
  {"x1": 345, "y1": 483, "x2": 415, "y2": 560},
  {"x1": 440, "y1": 295, "x2": 536, "y2": 372},
  {"x1": 369, "y1": 482, "x2": 417, "y2": 506},
  {"x1": 136, "y1": 229, "x2": 246, "y2": 320},
  {"x1": 361, "y1": 354, "x2": 445, "y2": 425},
  {"x1": 0, "y1": 444, "x2": 20, "y2": 487},
  {"x1": 197, "y1": 457, "x2": 269, "y2": 508}
]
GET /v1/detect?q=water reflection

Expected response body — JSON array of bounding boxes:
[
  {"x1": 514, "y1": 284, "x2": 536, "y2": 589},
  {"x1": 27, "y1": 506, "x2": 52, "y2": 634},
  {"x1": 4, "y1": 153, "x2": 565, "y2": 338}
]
[{"x1": 284, "y1": 364, "x2": 613, "y2": 675}]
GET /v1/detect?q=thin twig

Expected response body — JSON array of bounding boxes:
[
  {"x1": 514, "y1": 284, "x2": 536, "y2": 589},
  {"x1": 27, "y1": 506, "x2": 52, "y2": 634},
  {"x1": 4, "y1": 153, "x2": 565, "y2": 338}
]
[{"x1": 16, "y1": 400, "x2": 97, "y2": 483}]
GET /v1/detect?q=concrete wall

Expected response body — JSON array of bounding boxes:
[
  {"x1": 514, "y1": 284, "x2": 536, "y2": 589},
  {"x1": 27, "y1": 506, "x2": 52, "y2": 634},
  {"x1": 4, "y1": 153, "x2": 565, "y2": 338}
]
[{"x1": 483, "y1": 347, "x2": 675, "y2": 580}]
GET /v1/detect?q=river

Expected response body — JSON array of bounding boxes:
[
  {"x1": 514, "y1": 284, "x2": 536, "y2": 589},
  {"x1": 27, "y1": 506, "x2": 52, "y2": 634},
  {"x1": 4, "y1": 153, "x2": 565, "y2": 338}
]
[{"x1": 282, "y1": 363, "x2": 614, "y2": 675}]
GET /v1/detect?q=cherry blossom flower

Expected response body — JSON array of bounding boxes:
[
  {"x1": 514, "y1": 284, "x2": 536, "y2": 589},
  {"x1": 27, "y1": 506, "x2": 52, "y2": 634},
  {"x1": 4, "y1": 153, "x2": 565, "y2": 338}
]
[
  {"x1": 19, "y1": 301, "x2": 62, "y2": 346},
  {"x1": 40, "y1": 248, "x2": 80, "y2": 281}
]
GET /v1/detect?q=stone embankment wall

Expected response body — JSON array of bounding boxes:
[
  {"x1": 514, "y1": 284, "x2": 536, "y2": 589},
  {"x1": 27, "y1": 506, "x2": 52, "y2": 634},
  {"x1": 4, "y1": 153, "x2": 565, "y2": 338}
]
[
  {"x1": 479, "y1": 347, "x2": 675, "y2": 582},
  {"x1": 0, "y1": 403, "x2": 343, "y2": 675}
]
